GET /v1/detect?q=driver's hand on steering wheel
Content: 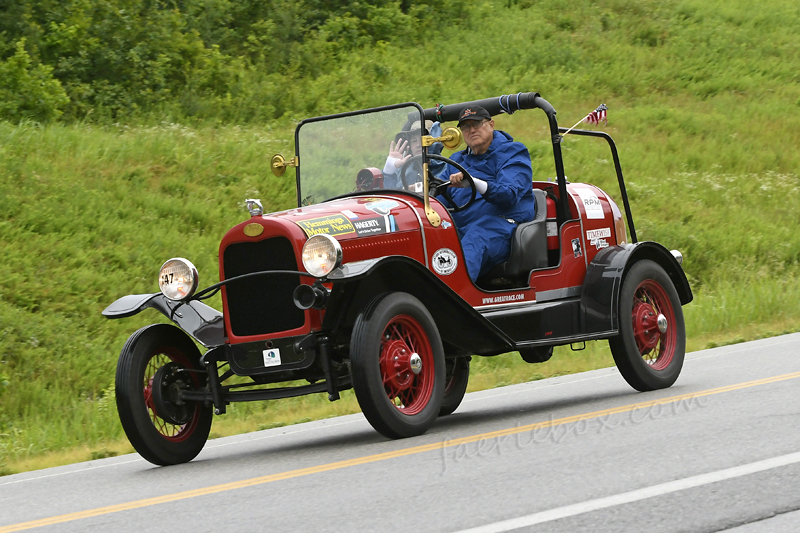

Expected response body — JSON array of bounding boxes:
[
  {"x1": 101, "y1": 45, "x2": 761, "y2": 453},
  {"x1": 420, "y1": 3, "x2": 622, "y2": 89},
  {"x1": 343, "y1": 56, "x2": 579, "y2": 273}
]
[
  {"x1": 387, "y1": 140, "x2": 412, "y2": 171},
  {"x1": 449, "y1": 172, "x2": 470, "y2": 188},
  {"x1": 449, "y1": 171, "x2": 488, "y2": 194}
]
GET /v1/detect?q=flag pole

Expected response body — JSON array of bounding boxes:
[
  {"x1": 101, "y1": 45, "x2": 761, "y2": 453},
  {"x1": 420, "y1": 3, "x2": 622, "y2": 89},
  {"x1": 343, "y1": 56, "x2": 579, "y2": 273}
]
[{"x1": 560, "y1": 114, "x2": 591, "y2": 138}]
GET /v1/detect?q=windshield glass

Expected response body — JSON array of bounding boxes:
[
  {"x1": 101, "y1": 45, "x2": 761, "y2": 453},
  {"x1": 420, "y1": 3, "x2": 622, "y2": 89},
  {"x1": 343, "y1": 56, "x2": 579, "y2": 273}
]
[{"x1": 295, "y1": 104, "x2": 426, "y2": 206}]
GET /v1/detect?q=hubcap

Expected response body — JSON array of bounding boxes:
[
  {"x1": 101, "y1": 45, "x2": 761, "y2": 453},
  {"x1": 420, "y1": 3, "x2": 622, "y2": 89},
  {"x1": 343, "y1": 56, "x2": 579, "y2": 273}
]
[
  {"x1": 657, "y1": 313, "x2": 668, "y2": 333},
  {"x1": 409, "y1": 353, "x2": 422, "y2": 375},
  {"x1": 633, "y1": 300, "x2": 661, "y2": 352}
]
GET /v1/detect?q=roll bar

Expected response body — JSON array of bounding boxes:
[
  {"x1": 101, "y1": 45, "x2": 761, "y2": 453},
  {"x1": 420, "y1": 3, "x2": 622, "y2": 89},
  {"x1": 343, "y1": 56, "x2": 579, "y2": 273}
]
[{"x1": 421, "y1": 92, "x2": 554, "y2": 122}]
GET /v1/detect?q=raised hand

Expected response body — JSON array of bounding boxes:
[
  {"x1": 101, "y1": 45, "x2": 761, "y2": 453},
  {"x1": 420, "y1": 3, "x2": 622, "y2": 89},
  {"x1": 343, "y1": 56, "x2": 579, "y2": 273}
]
[{"x1": 388, "y1": 139, "x2": 412, "y2": 170}]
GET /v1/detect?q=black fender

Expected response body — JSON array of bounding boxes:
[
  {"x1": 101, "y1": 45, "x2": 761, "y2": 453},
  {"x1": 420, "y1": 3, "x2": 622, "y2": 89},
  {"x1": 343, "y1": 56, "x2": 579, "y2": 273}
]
[
  {"x1": 324, "y1": 257, "x2": 515, "y2": 357},
  {"x1": 581, "y1": 242, "x2": 693, "y2": 334},
  {"x1": 102, "y1": 294, "x2": 226, "y2": 348}
]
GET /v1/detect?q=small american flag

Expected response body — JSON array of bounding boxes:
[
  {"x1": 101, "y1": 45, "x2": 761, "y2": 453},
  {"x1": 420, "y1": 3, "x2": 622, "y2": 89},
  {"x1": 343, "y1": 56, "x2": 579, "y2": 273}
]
[
  {"x1": 583, "y1": 104, "x2": 608, "y2": 126},
  {"x1": 562, "y1": 103, "x2": 609, "y2": 138}
]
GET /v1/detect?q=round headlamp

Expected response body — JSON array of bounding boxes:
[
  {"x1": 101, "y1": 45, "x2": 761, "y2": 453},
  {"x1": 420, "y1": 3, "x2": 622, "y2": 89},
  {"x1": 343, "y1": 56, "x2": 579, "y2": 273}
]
[
  {"x1": 302, "y1": 234, "x2": 342, "y2": 278},
  {"x1": 158, "y1": 258, "x2": 198, "y2": 301}
]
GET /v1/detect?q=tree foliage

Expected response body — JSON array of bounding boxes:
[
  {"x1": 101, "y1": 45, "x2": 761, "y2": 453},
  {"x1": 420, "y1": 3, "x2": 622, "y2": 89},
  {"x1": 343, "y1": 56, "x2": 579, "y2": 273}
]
[
  {"x1": 0, "y1": 0, "x2": 468, "y2": 122},
  {"x1": 5, "y1": 0, "x2": 795, "y2": 125},
  {"x1": 0, "y1": 39, "x2": 69, "y2": 121}
]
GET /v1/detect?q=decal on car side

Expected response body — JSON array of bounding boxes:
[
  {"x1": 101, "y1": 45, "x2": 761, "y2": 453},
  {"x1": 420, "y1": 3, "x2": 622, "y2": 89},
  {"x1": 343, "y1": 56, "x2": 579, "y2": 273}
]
[
  {"x1": 363, "y1": 199, "x2": 400, "y2": 216},
  {"x1": 587, "y1": 227, "x2": 611, "y2": 249},
  {"x1": 575, "y1": 188, "x2": 605, "y2": 219},
  {"x1": 432, "y1": 248, "x2": 458, "y2": 275},
  {"x1": 481, "y1": 293, "x2": 525, "y2": 305},
  {"x1": 353, "y1": 215, "x2": 397, "y2": 236},
  {"x1": 572, "y1": 238, "x2": 583, "y2": 258}
]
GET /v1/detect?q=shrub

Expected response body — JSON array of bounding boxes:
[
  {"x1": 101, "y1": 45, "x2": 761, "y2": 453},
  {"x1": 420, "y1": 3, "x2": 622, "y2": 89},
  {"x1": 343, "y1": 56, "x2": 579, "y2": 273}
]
[{"x1": 0, "y1": 40, "x2": 70, "y2": 122}]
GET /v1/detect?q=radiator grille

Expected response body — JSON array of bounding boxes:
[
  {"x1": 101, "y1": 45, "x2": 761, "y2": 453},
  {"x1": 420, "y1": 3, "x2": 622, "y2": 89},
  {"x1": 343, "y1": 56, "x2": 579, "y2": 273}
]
[{"x1": 222, "y1": 237, "x2": 304, "y2": 337}]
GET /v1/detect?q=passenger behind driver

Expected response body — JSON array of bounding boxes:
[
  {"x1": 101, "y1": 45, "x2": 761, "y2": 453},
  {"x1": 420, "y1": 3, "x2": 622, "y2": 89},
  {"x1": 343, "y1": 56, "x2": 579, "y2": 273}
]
[{"x1": 383, "y1": 121, "x2": 445, "y2": 190}]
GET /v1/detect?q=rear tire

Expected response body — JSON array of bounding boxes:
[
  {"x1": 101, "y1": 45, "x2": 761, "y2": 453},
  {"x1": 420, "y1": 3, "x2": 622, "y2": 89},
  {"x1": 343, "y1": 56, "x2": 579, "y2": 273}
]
[
  {"x1": 350, "y1": 292, "x2": 445, "y2": 439},
  {"x1": 609, "y1": 260, "x2": 685, "y2": 391},
  {"x1": 116, "y1": 324, "x2": 212, "y2": 465},
  {"x1": 439, "y1": 357, "x2": 470, "y2": 416}
]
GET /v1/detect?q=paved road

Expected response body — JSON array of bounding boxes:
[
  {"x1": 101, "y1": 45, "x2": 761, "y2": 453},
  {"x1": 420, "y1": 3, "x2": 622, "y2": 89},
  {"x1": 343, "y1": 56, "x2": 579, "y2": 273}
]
[{"x1": 2, "y1": 333, "x2": 800, "y2": 532}]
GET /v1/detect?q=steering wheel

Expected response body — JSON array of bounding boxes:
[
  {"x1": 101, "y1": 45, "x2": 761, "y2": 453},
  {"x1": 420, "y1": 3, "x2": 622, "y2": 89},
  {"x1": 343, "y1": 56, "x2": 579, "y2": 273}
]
[
  {"x1": 399, "y1": 154, "x2": 478, "y2": 213},
  {"x1": 427, "y1": 154, "x2": 478, "y2": 213}
]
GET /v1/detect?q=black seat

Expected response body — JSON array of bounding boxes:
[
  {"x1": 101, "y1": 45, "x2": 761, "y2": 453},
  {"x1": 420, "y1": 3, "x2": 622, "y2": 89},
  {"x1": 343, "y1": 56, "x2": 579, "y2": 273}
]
[{"x1": 482, "y1": 188, "x2": 548, "y2": 286}]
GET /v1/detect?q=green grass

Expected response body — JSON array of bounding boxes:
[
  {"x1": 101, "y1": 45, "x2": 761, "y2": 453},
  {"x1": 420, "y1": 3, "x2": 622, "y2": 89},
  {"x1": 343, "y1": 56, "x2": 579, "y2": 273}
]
[{"x1": 3, "y1": 0, "x2": 800, "y2": 474}]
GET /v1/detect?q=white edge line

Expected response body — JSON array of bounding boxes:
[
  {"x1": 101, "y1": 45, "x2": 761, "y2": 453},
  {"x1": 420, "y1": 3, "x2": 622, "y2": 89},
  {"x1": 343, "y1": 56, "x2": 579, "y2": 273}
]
[
  {"x1": 687, "y1": 334, "x2": 800, "y2": 361},
  {"x1": 0, "y1": 417, "x2": 365, "y2": 487},
  {"x1": 0, "y1": 458, "x2": 145, "y2": 486},
  {"x1": 453, "y1": 451, "x2": 800, "y2": 533}
]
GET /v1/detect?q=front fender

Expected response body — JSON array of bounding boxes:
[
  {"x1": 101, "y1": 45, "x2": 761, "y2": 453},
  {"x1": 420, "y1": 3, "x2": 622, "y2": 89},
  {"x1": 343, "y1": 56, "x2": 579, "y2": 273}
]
[
  {"x1": 581, "y1": 242, "x2": 693, "y2": 334},
  {"x1": 102, "y1": 294, "x2": 225, "y2": 348}
]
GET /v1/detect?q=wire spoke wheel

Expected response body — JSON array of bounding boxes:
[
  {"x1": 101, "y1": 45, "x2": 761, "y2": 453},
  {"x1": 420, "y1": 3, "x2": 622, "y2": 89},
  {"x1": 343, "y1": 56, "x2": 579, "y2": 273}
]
[
  {"x1": 142, "y1": 352, "x2": 200, "y2": 441},
  {"x1": 379, "y1": 315, "x2": 435, "y2": 415},
  {"x1": 631, "y1": 280, "x2": 677, "y2": 370},
  {"x1": 609, "y1": 260, "x2": 686, "y2": 392},
  {"x1": 116, "y1": 324, "x2": 213, "y2": 465},
  {"x1": 351, "y1": 293, "x2": 444, "y2": 439}
]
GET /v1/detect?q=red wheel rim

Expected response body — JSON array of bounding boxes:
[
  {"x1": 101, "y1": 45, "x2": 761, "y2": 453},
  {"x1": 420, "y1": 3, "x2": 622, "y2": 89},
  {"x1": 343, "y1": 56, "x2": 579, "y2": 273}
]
[
  {"x1": 142, "y1": 347, "x2": 200, "y2": 442},
  {"x1": 630, "y1": 279, "x2": 676, "y2": 370},
  {"x1": 379, "y1": 315, "x2": 435, "y2": 415}
]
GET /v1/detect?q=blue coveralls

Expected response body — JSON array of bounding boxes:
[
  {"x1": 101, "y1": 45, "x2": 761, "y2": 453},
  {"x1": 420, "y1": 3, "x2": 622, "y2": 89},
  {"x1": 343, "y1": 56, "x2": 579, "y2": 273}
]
[{"x1": 439, "y1": 130, "x2": 535, "y2": 281}]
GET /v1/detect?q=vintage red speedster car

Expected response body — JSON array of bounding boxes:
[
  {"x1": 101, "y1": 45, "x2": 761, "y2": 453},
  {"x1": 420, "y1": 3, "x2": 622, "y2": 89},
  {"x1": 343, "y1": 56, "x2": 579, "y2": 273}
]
[{"x1": 103, "y1": 93, "x2": 692, "y2": 465}]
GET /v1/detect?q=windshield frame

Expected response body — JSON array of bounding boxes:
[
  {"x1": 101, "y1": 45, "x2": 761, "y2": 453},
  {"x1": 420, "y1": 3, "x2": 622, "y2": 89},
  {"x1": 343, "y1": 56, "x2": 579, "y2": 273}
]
[{"x1": 293, "y1": 102, "x2": 427, "y2": 207}]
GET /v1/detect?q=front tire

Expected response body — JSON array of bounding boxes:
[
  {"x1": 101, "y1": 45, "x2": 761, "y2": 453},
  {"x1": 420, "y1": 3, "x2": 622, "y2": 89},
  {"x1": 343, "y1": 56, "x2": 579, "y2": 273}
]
[
  {"x1": 350, "y1": 292, "x2": 445, "y2": 439},
  {"x1": 609, "y1": 260, "x2": 685, "y2": 391},
  {"x1": 116, "y1": 324, "x2": 213, "y2": 465}
]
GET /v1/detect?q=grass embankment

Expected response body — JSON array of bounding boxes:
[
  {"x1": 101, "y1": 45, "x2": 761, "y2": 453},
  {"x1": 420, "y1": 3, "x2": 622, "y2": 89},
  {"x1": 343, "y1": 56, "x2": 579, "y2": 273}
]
[{"x1": 2, "y1": 0, "x2": 800, "y2": 474}]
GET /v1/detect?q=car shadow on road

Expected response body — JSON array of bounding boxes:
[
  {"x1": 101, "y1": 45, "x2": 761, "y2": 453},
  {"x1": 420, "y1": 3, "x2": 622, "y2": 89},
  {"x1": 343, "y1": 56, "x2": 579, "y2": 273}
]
[
  {"x1": 191, "y1": 384, "x2": 662, "y2": 468},
  {"x1": 431, "y1": 386, "x2": 644, "y2": 433},
  {"x1": 146, "y1": 380, "x2": 702, "y2": 474}
]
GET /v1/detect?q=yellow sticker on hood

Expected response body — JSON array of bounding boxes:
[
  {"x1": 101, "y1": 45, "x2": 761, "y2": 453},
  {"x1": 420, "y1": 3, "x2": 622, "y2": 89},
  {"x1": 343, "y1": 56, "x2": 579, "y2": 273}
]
[{"x1": 295, "y1": 214, "x2": 356, "y2": 237}]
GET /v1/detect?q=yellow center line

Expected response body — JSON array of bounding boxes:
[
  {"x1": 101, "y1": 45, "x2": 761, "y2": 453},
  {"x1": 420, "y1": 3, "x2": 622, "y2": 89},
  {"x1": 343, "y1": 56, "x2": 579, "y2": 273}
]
[{"x1": 3, "y1": 371, "x2": 799, "y2": 532}]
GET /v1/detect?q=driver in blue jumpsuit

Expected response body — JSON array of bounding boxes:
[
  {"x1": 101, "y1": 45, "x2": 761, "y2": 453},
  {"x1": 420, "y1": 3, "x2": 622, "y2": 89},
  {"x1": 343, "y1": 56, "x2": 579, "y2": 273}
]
[{"x1": 440, "y1": 105, "x2": 535, "y2": 282}]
